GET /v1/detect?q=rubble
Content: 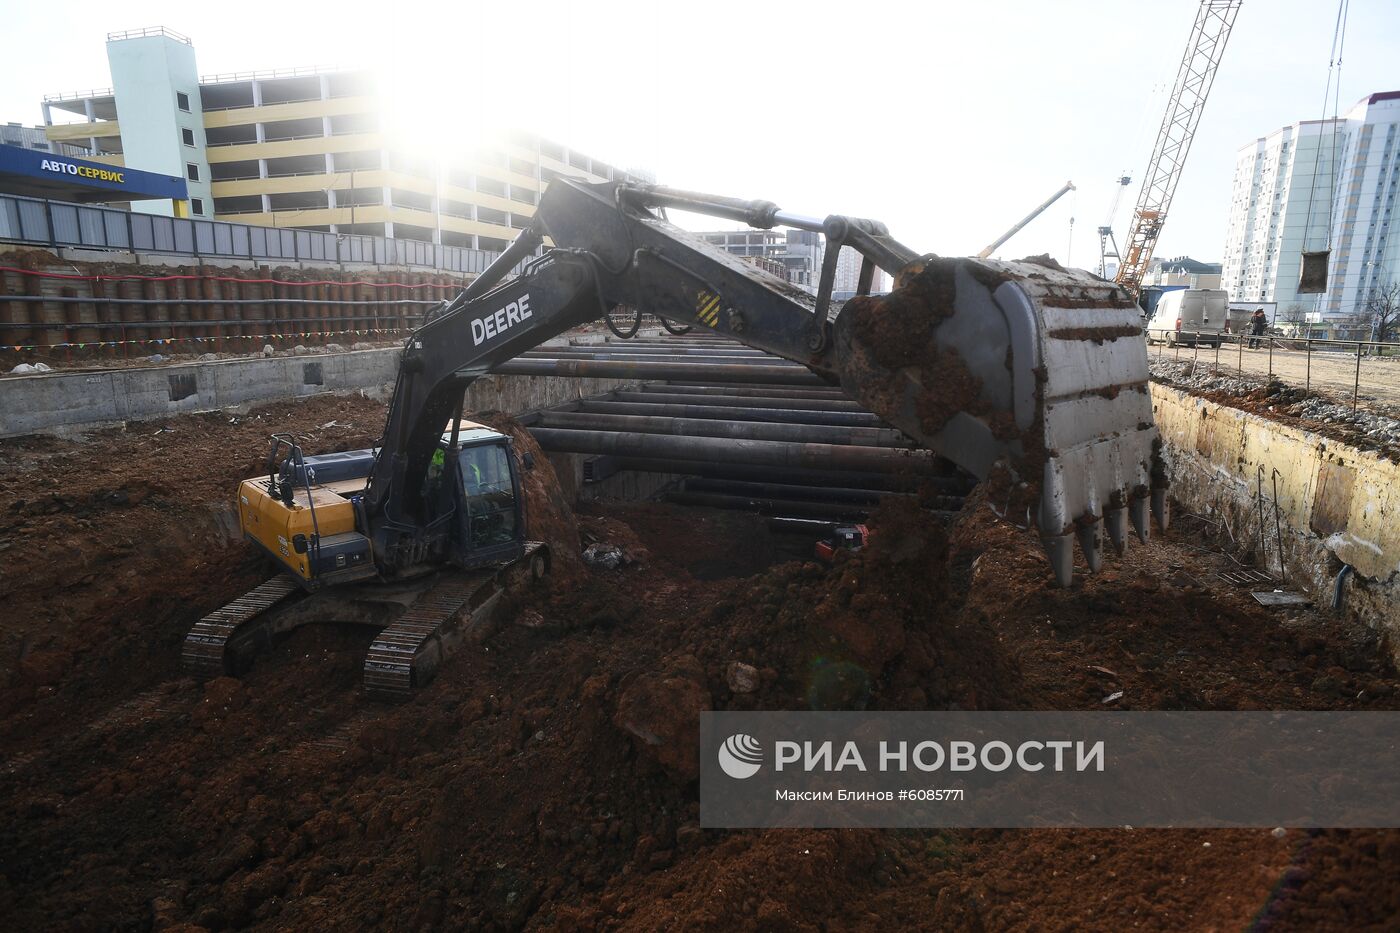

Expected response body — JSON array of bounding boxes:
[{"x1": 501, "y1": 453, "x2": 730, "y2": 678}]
[
  {"x1": 1152, "y1": 358, "x2": 1400, "y2": 455},
  {"x1": 582, "y1": 543, "x2": 626, "y2": 569},
  {"x1": 725, "y1": 661, "x2": 760, "y2": 694}
]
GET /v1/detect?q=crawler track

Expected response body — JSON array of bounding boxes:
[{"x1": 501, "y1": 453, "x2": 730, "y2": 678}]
[
  {"x1": 180, "y1": 544, "x2": 547, "y2": 696},
  {"x1": 363, "y1": 574, "x2": 492, "y2": 699},
  {"x1": 363, "y1": 541, "x2": 547, "y2": 699},
  {"x1": 181, "y1": 576, "x2": 302, "y2": 678}
]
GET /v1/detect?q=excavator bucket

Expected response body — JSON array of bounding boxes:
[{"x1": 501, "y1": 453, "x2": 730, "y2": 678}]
[
  {"x1": 491, "y1": 178, "x2": 1164, "y2": 588},
  {"x1": 831, "y1": 255, "x2": 1165, "y2": 586}
]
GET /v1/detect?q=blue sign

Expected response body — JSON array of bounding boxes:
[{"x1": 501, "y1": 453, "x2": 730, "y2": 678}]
[{"x1": 0, "y1": 144, "x2": 188, "y2": 201}]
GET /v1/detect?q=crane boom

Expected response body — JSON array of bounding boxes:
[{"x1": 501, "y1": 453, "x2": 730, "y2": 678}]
[
  {"x1": 977, "y1": 181, "x2": 1076, "y2": 259},
  {"x1": 1116, "y1": 0, "x2": 1241, "y2": 294}
]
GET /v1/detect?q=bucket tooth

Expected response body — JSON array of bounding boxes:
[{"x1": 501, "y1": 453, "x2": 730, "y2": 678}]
[
  {"x1": 1129, "y1": 495, "x2": 1150, "y2": 543},
  {"x1": 1105, "y1": 507, "x2": 1128, "y2": 555},
  {"x1": 1076, "y1": 517, "x2": 1104, "y2": 573},
  {"x1": 1151, "y1": 488, "x2": 1170, "y2": 532},
  {"x1": 1045, "y1": 532, "x2": 1075, "y2": 587}
]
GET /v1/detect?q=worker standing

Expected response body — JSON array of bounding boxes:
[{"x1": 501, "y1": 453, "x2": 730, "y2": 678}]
[{"x1": 1249, "y1": 308, "x2": 1268, "y2": 349}]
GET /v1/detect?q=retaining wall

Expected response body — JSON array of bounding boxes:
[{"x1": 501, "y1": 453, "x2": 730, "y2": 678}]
[
  {"x1": 0, "y1": 346, "x2": 639, "y2": 438},
  {"x1": 0, "y1": 256, "x2": 463, "y2": 363},
  {"x1": 1152, "y1": 382, "x2": 1400, "y2": 647}
]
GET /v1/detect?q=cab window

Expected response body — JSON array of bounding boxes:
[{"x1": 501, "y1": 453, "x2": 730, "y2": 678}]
[{"x1": 459, "y1": 443, "x2": 517, "y2": 547}]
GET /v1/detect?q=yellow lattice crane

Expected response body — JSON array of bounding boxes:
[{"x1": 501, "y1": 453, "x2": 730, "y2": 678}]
[{"x1": 1115, "y1": 0, "x2": 1242, "y2": 295}]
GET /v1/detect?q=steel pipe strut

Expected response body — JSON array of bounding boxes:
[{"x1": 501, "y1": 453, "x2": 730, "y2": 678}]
[
  {"x1": 641, "y1": 383, "x2": 851, "y2": 399},
  {"x1": 595, "y1": 458, "x2": 942, "y2": 492},
  {"x1": 533, "y1": 410, "x2": 910, "y2": 448},
  {"x1": 664, "y1": 491, "x2": 960, "y2": 522},
  {"x1": 590, "y1": 339, "x2": 736, "y2": 347},
  {"x1": 551, "y1": 345, "x2": 773, "y2": 356},
  {"x1": 682, "y1": 477, "x2": 911, "y2": 504},
  {"x1": 610, "y1": 391, "x2": 864, "y2": 412},
  {"x1": 520, "y1": 351, "x2": 802, "y2": 366},
  {"x1": 492, "y1": 358, "x2": 826, "y2": 386},
  {"x1": 578, "y1": 400, "x2": 883, "y2": 428},
  {"x1": 528, "y1": 427, "x2": 936, "y2": 474},
  {"x1": 663, "y1": 491, "x2": 875, "y2": 521}
]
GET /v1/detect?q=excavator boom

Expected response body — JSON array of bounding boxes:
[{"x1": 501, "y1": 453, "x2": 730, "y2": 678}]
[{"x1": 369, "y1": 177, "x2": 1165, "y2": 585}]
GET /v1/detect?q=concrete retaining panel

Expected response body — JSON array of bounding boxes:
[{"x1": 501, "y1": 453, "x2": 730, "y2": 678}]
[
  {"x1": 1152, "y1": 382, "x2": 1400, "y2": 648},
  {"x1": 0, "y1": 346, "x2": 639, "y2": 437}
]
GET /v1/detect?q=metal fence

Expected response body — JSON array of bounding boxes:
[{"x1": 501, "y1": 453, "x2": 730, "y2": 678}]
[
  {"x1": 0, "y1": 192, "x2": 502, "y2": 275},
  {"x1": 1147, "y1": 328, "x2": 1400, "y2": 413}
]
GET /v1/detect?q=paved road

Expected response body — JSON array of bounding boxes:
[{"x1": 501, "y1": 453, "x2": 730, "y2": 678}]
[{"x1": 1151, "y1": 339, "x2": 1400, "y2": 411}]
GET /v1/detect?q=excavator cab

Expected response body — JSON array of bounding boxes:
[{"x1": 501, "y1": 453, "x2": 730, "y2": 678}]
[
  {"x1": 237, "y1": 423, "x2": 527, "y2": 590},
  {"x1": 447, "y1": 426, "x2": 526, "y2": 566}
]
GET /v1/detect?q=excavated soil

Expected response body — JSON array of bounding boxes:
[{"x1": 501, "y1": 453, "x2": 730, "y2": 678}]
[
  {"x1": 2, "y1": 395, "x2": 1400, "y2": 930},
  {"x1": 841, "y1": 259, "x2": 985, "y2": 440}
]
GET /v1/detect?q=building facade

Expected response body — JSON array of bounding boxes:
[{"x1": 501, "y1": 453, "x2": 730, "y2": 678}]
[
  {"x1": 697, "y1": 228, "x2": 821, "y2": 292},
  {"x1": 41, "y1": 28, "x2": 633, "y2": 249},
  {"x1": 830, "y1": 245, "x2": 893, "y2": 298},
  {"x1": 1221, "y1": 91, "x2": 1400, "y2": 320},
  {"x1": 0, "y1": 123, "x2": 85, "y2": 157},
  {"x1": 1141, "y1": 255, "x2": 1222, "y2": 289},
  {"x1": 695, "y1": 228, "x2": 891, "y2": 296}
]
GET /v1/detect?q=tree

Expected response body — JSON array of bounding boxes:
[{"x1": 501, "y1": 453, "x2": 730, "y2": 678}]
[
  {"x1": 1280, "y1": 303, "x2": 1309, "y2": 336},
  {"x1": 1362, "y1": 281, "x2": 1400, "y2": 344}
]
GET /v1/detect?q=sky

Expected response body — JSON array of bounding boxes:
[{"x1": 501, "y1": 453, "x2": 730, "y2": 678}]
[{"x1": 4, "y1": 0, "x2": 1397, "y2": 267}]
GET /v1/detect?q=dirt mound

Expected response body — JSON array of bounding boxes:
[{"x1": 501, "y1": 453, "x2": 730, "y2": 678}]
[
  {"x1": 477, "y1": 412, "x2": 586, "y2": 584},
  {"x1": 696, "y1": 498, "x2": 1023, "y2": 714},
  {"x1": 0, "y1": 248, "x2": 63, "y2": 270}
]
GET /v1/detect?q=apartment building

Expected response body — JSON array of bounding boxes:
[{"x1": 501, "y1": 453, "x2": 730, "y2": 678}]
[{"x1": 1221, "y1": 90, "x2": 1400, "y2": 319}]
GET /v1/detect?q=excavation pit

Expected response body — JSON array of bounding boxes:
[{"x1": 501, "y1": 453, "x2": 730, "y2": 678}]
[{"x1": 2, "y1": 388, "x2": 1400, "y2": 929}]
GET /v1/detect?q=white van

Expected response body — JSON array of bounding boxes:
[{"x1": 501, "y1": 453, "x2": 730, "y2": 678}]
[{"x1": 1145, "y1": 288, "x2": 1228, "y2": 347}]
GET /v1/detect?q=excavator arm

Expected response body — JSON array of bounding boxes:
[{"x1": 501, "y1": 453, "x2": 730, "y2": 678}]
[{"x1": 365, "y1": 177, "x2": 1166, "y2": 585}]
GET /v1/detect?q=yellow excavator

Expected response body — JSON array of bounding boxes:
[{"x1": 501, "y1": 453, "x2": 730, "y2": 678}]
[{"x1": 184, "y1": 177, "x2": 1165, "y2": 697}]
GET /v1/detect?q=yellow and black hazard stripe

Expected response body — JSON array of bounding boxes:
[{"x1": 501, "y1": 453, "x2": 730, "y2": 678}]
[{"x1": 695, "y1": 289, "x2": 722, "y2": 328}]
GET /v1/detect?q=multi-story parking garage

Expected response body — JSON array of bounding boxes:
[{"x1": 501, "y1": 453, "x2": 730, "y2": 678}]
[{"x1": 40, "y1": 27, "x2": 634, "y2": 250}]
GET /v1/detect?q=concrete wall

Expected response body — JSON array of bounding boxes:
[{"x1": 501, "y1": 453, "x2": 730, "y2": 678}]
[
  {"x1": 0, "y1": 346, "x2": 638, "y2": 437},
  {"x1": 1152, "y1": 382, "x2": 1400, "y2": 646}
]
